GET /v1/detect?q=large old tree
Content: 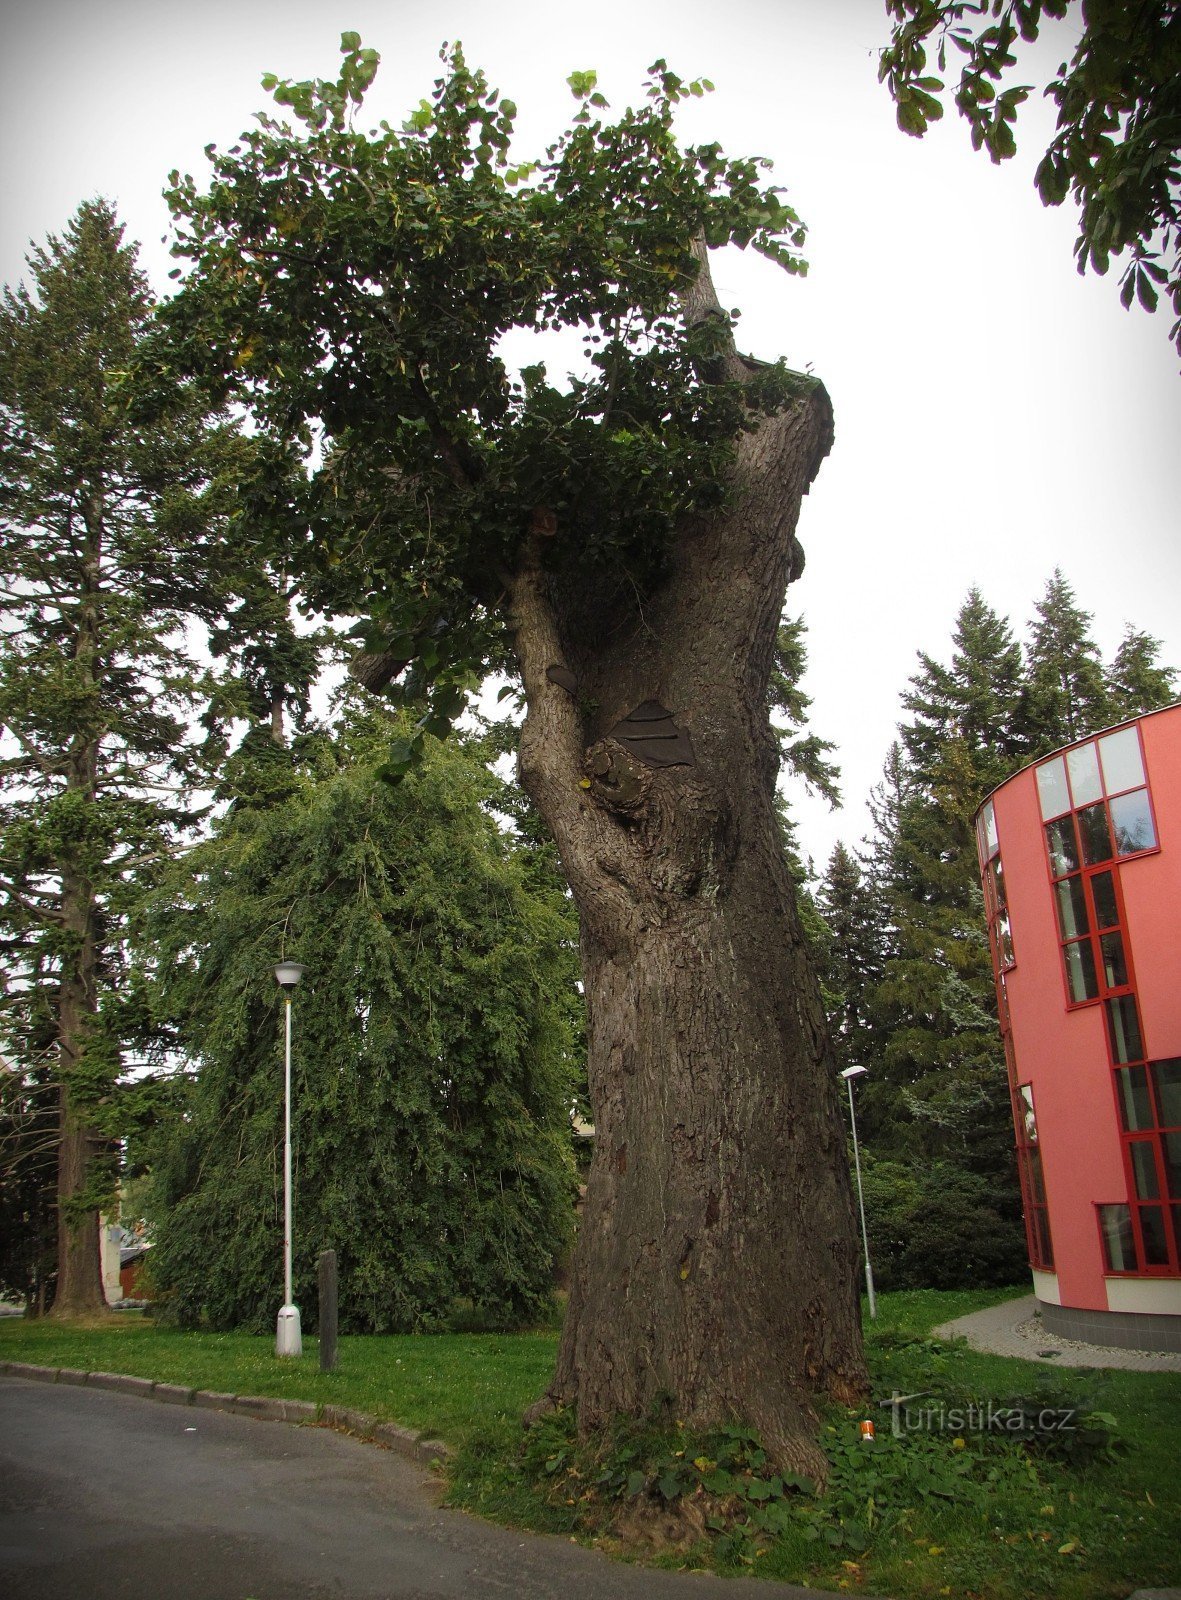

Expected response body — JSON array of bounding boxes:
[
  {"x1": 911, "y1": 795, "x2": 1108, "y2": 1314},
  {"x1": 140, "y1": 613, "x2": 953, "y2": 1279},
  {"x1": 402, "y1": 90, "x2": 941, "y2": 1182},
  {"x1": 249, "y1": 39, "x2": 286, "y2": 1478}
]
[
  {"x1": 160, "y1": 39, "x2": 865, "y2": 1470},
  {"x1": 0, "y1": 204, "x2": 243, "y2": 1315}
]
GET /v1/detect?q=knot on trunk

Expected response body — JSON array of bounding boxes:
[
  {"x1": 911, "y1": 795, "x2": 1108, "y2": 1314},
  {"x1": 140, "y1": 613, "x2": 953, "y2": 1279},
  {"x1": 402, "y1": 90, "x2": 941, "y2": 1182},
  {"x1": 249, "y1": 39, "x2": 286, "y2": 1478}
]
[
  {"x1": 586, "y1": 740, "x2": 651, "y2": 818},
  {"x1": 583, "y1": 740, "x2": 733, "y2": 905}
]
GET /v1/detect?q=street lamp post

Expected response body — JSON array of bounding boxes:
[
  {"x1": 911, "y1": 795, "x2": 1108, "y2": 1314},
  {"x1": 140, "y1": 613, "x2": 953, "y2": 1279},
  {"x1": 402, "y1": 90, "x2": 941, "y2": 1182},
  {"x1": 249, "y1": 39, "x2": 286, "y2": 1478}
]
[
  {"x1": 274, "y1": 960, "x2": 306, "y2": 1357},
  {"x1": 840, "y1": 1064, "x2": 876, "y2": 1320}
]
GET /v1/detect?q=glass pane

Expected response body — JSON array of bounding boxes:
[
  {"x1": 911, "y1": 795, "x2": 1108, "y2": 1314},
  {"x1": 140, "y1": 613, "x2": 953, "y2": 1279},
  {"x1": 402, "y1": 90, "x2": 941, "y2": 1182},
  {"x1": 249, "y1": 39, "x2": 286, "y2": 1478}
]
[
  {"x1": 1163, "y1": 1133, "x2": 1181, "y2": 1200},
  {"x1": 998, "y1": 915, "x2": 1014, "y2": 967},
  {"x1": 1099, "y1": 725, "x2": 1145, "y2": 793},
  {"x1": 1066, "y1": 741, "x2": 1102, "y2": 806},
  {"x1": 1139, "y1": 1206, "x2": 1169, "y2": 1266},
  {"x1": 1064, "y1": 939, "x2": 1098, "y2": 1002},
  {"x1": 1078, "y1": 803, "x2": 1113, "y2": 865},
  {"x1": 1106, "y1": 996, "x2": 1144, "y2": 1064},
  {"x1": 1045, "y1": 817, "x2": 1079, "y2": 878},
  {"x1": 1100, "y1": 931, "x2": 1128, "y2": 988},
  {"x1": 981, "y1": 799, "x2": 999, "y2": 860},
  {"x1": 1028, "y1": 1147, "x2": 1047, "y2": 1204},
  {"x1": 1036, "y1": 756, "x2": 1070, "y2": 819},
  {"x1": 1116, "y1": 1066, "x2": 1153, "y2": 1132},
  {"x1": 1055, "y1": 877, "x2": 1088, "y2": 939},
  {"x1": 1130, "y1": 1140, "x2": 1160, "y2": 1199},
  {"x1": 1151, "y1": 1059, "x2": 1181, "y2": 1128},
  {"x1": 1099, "y1": 1203, "x2": 1136, "y2": 1271},
  {"x1": 1110, "y1": 789, "x2": 1157, "y2": 856},
  {"x1": 1090, "y1": 870, "x2": 1119, "y2": 930},
  {"x1": 992, "y1": 855, "x2": 1008, "y2": 913},
  {"x1": 1019, "y1": 1084, "x2": 1037, "y2": 1142},
  {"x1": 1032, "y1": 1207, "x2": 1054, "y2": 1268}
]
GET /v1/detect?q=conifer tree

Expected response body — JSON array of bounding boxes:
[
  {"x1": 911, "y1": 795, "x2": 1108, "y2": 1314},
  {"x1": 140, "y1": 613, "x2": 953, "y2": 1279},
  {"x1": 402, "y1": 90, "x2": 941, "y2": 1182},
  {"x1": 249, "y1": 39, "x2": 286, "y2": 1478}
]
[
  {"x1": 863, "y1": 594, "x2": 1028, "y2": 1234},
  {"x1": 1020, "y1": 569, "x2": 1112, "y2": 749},
  {"x1": 0, "y1": 203, "x2": 242, "y2": 1316},
  {"x1": 141, "y1": 711, "x2": 581, "y2": 1332},
  {"x1": 813, "y1": 843, "x2": 885, "y2": 1076},
  {"x1": 1106, "y1": 625, "x2": 1177, "y2": 723}
]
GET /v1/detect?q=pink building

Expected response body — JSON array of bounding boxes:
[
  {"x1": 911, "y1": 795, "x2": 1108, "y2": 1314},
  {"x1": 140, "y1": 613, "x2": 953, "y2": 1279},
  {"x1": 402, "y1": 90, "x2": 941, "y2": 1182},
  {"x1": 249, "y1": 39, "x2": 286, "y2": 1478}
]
[{"x1": 976, "y1": 703, "x2": 1181, "y2": 1351}]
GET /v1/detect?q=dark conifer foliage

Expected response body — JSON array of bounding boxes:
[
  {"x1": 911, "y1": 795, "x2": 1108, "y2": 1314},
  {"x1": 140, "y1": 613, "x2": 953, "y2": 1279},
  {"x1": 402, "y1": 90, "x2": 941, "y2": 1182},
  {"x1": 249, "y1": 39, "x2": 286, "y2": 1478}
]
[
  {"x1": 140, "y1": 711, "x2": 581, "y2": 1334},
  {"x1": 1020, "y1": 569, "x2": 1115, "y2": 750},
  {"x1": 0, "y1": 204, "x2": 248, "y2": 1316},
  {"x1": 1107, "y1": 625, "x2": 1178, "y2": 724}
]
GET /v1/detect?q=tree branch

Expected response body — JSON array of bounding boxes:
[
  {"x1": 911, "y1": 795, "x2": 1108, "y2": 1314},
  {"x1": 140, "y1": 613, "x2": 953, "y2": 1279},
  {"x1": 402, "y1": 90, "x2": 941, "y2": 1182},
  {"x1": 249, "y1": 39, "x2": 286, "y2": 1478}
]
[{"x1": 679, "y1": 234, "x2": 754, "y2": 385}]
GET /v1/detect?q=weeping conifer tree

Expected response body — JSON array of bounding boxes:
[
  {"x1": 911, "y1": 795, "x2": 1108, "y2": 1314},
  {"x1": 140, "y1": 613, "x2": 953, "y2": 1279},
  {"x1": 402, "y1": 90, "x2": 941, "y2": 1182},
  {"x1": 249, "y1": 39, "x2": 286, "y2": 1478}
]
[{"x1": 141, "y1": 710, "x2": 581, "y2": 1333}]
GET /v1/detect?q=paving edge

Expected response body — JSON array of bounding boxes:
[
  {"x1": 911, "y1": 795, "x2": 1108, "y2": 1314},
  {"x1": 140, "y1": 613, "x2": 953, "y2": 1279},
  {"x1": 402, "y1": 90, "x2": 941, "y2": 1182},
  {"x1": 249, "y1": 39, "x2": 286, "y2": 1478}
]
[{"x1": 0, "y1": 1359, "x2": 451, "y2": 1468}]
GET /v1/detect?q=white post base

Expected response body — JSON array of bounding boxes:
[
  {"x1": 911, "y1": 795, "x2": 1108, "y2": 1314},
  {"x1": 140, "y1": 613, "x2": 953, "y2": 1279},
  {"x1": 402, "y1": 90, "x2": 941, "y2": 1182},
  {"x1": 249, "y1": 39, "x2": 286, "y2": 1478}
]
[{"x1": 276, "y1": 1303, "x2": 302, "y2": 1357}]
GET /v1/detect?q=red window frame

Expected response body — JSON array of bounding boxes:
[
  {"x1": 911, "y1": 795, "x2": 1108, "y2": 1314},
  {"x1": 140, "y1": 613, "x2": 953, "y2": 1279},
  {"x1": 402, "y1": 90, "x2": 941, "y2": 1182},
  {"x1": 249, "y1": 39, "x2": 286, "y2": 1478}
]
[
  {"x1": 1035, "y1": 727, "x2": 1156, "y2": 1013},
  {"x1": 1103, "y1": 1055, "x2": 1181, "y2": 1276},
  {"x1": 1014, "y1": 1078, "x2": 1053, "y2": 1270}
]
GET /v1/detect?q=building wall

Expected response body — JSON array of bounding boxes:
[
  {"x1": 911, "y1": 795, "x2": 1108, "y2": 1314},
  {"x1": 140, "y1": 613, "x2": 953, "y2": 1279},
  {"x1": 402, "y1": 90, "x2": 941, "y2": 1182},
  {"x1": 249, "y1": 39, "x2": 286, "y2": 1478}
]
[{"x1": 979, "y1": 704, "x2": 1181, "y2": 1339}]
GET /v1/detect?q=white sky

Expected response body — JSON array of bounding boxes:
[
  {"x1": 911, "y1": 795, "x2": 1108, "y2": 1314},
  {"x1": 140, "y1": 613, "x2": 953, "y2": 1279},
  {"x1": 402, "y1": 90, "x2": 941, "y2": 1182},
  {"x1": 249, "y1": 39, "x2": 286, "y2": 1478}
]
[{"x1": 3, "y1": 0, "x2": 1177, "y2": 872}]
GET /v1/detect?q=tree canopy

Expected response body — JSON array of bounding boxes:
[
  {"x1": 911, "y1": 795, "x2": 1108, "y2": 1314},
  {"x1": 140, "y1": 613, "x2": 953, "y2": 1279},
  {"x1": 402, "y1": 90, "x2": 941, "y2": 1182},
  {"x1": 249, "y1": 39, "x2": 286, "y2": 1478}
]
[
  {"x1": 156, "y1": 38, "x2": 816, "y2": 767},
  {"x1": 879, "y1": 0, "x2": 1181, "y2": 355}
]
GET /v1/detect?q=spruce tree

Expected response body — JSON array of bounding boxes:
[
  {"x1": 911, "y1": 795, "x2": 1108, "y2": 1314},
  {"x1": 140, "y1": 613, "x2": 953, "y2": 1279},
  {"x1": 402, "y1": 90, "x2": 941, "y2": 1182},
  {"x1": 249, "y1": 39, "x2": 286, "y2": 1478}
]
[
  {"x1": 0, "y1": 203, "x2": 241, "y2": 1316},
  {"x1": 864, "y1": 593, "x2": 1025, "y2": 1245},
  {"x1": 141, "y1": 711, "x2": 581, "y2": 1333},
  {"x1": 1105, "y1": 625, "x2": 1177, "y2": 723},
  {"x1": 1020, "y1": 570, "x2": 1112, "y2": 749},
  {"x1": 813, "y1": 842, "x2": 885, "y2": 1077}
]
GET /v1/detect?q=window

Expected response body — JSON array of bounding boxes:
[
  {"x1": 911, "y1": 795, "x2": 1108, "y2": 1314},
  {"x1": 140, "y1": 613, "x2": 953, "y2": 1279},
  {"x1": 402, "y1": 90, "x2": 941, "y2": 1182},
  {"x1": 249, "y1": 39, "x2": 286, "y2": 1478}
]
[
  {"x1": 1039, "y1": 759, "x2": 1144, "y2": 1012},
  {"x1": 1036, "y1": 727, "x2": 1157, "y2": 862},
  {"x1": 976, "y1": 798, "x2": 1015, "y2": 971},
  {"x1": 1106, "y1": 1056, "x2": 1181, "y2": 1275},
  {"x1": 1014, "y1": 1084, "x2": 1053, "y2": 1270},
  {"x1": 1099, "y1": 1204, "x2": 1136, "y2": 1272}
]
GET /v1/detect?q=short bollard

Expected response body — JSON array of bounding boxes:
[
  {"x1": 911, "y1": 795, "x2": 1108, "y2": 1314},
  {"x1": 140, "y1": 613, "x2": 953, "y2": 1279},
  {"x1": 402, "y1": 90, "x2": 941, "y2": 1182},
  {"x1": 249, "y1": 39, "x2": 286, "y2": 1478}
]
[{"x1": 318, "y1": 1248, "x2": 338, "y2": 1373}]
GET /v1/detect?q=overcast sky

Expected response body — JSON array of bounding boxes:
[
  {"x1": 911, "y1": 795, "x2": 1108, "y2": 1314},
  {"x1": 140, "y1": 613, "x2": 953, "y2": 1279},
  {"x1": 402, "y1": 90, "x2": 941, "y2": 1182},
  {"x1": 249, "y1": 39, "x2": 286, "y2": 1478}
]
[{"x1": 3, "y1": 0, "x2": 1177, "y2": 870}]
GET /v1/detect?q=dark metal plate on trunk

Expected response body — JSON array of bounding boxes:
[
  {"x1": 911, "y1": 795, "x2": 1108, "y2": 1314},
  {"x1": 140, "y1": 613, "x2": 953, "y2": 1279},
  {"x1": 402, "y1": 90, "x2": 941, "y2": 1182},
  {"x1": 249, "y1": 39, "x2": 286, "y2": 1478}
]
[
  {"x1": 609, "y1": 700, "x2": 695, "y2": 767},
  {"x1": 546, "y1": 664, "x2": 578, "y2": 695}
]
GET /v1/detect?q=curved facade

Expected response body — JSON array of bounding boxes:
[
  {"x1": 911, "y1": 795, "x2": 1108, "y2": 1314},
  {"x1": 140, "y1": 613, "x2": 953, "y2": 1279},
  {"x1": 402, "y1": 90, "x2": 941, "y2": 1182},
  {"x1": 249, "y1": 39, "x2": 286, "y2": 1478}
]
[{"x1": 976, "y1": 703, "x2": 1181, "y2": 1351}]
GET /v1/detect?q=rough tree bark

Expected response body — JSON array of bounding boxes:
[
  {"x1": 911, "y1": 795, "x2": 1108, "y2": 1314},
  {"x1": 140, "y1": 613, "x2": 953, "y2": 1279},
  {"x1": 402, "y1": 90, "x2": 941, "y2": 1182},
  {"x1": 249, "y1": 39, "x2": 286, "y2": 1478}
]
[
  {"x1": 50, "y1": 857, "x2": 106, "y2": 1318},
  {"x1": 48, "y1": 509, "x2": 108, "y2": 1320},
  {"x1": 509, "y1": 255, "x2": 866, "y2": 1475}
]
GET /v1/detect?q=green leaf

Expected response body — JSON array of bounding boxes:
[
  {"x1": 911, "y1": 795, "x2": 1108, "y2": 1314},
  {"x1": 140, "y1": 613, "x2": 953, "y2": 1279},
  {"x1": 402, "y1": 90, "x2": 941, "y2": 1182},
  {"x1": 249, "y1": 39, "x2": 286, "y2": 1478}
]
[
  {"x1": 1136, "y1": 270, "x2": 1158, "y2": 312},
  {"x1": 340, "y1": 30, "x2": 361, "y2": 52}
]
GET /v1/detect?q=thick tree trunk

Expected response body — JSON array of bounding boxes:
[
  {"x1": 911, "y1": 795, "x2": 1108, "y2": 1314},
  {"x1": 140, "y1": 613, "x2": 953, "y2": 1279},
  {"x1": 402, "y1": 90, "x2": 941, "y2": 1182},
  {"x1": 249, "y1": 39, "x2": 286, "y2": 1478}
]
[
  {"x1": 49, "y1": 827, "x2": 107, "y2": 1318},
  {"x1": 49, "y1": 502, "x2": 109, "y2": 1320},
  {"x1": 511, "y1": 379, "x2": 866, "y2": 1475}
]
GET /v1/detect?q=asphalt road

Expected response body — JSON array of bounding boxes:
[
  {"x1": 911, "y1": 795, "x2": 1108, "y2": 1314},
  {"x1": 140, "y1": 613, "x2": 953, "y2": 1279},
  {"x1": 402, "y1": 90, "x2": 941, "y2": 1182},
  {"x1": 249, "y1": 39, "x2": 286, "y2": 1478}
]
[{"x1": 0, "y1": 1377, "x2": 848, "y2": 1600}]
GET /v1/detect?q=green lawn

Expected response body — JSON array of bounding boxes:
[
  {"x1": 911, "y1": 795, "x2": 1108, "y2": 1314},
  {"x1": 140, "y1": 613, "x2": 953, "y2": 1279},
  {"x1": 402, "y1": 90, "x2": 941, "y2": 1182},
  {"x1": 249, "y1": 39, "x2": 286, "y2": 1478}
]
[
  {"x1": 0, "y1": 1314, "x2": 557, "y2": 1449},
  {"x1": 2, "y1": 1291, "x2": 1178, "y2": 1600}
]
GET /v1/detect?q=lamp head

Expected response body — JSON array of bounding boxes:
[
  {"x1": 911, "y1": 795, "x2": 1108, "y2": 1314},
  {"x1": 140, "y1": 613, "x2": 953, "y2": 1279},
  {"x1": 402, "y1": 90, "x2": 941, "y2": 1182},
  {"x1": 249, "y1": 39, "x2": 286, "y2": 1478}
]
[
  {"x1": 274, "y1": 960, "x2": 306, "y2": 992},
  {"x1": 840, "y1": 1064, "x2": 868, "y2": 1081}
]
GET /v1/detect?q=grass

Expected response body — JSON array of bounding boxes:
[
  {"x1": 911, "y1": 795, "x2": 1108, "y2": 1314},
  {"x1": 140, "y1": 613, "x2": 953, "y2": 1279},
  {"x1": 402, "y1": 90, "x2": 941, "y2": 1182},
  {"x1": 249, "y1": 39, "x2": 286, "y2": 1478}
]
[
  {"x1": 2, "y1": 1290, "x2": 1178, "y2": 1599},
  {"x1": 0, "y1": 1314, "x2": 557, "y2": 1450}
]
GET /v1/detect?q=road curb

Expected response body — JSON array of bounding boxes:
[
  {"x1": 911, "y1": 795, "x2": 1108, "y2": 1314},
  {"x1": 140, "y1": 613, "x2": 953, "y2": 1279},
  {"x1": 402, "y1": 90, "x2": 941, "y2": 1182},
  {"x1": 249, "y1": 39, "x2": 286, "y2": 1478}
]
[{"x1": 0, "y1": 1359, "x2": 452, "y2": 1468}]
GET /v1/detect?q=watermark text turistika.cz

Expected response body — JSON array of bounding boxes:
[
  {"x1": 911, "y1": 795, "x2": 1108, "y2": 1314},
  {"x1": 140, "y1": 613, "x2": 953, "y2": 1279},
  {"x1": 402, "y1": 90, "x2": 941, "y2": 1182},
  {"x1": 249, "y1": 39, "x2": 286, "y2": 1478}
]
[{"x1": 885, "y1": 1393, "x2": 1077, "y2": 1439}]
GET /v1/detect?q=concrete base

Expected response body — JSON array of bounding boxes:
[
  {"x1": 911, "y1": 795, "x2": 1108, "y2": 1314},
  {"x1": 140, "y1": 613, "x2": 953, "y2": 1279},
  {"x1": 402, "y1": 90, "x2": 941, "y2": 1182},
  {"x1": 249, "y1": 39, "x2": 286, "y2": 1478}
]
[
  {"x1": 275, "y1": 1304, "x2": 302, "y2": 1358},
  {"x1": 1039, "y1": 1299, "x2": 1181, "y2": 1354}
]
